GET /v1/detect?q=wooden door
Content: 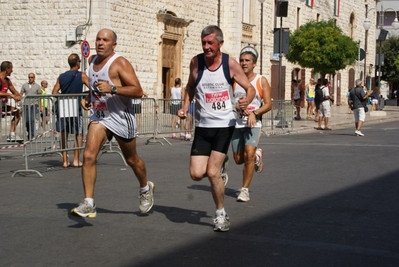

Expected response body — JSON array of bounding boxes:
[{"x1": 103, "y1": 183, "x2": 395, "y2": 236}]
[
  {"x1": 271, "y1": 65, "x2": 286, "y2": 100},
  {"x1": 162, "y1": 38, "x2": 177, "y2": 99}
]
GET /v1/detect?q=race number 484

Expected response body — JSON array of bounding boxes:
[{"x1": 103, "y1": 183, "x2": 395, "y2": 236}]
[
  {"x1": 205, "y1": 90, "x2": 232, "y2": 111},
  {"x1": 212, "y1": 101, "x2": 226, "y2": 110}
]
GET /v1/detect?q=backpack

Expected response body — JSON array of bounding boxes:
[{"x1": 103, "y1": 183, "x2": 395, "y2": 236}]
[{"x1": 315, "y1": 86, "x2": 324, "y2": 104}]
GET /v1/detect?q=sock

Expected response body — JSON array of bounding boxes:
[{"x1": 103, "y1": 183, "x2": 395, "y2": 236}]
[
  {"x1": 140, "y1": 184, "x2": 149, "y2": 193},
  {"x1": 11, "y1": 132, "x2": 15, "y2": 136},
  {"x1": 216, "y1": 208, "x2": 225, "y2": 216},
  {"x1": 84, "y1": 198, "x2": 94, "y2": 207}
]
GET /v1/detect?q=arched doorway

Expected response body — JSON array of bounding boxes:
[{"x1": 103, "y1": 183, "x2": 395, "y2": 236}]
[
  {"x1": 348, "y1": 68, "x2": 355, "y2": 90},
  {"x1": 157, "y1": 11, "x2": 192, "y2": 99}
]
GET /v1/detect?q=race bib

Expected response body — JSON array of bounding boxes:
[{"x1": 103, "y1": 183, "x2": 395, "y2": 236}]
[
  {"x1": 204, "y1": 90, "x2": 232, "y2": 112},
  {"x1": 92, "y1": 101, "x2": 110, "y2": 119}
]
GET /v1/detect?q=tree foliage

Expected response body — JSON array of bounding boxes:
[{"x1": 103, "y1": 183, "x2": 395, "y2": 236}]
[
  {"x1": 285, "y1": 20, "x2": 358, "y2": 76},
  {"x1": 380, "y1": 35, "x2": 399, "y2": 83}
]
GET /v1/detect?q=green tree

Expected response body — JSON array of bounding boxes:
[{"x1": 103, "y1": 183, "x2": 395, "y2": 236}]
[
  {"x1": 285, "y1": 20, "x2": 358, "y2": 77},
  {"x1": 380, "y1": 35, "x2": 399, "y2": 83}
]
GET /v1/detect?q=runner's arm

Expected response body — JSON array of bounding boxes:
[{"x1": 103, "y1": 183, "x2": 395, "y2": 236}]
[{"x1": 178, "y1": 57, "x2": 197, "y2": 118}]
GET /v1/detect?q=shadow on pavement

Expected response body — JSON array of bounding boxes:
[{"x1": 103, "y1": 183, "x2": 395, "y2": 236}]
[
  {"x1": 153, "y1": 205, "x2": 212, "y2": 227},
  {"x1": 187, "y1": 184, "x2": 238, "y2": 199},
  {"x1": 130, "y1": 169, "x2": 399, "y2": 267}
]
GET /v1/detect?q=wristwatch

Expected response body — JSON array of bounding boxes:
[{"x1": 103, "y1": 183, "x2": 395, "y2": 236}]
[
  {"x1": 253, "y1": 110, "x2": 259, "y2": 116},
  {"x1": 110, "y1": 85, "x2": 117, "y2": 95}
]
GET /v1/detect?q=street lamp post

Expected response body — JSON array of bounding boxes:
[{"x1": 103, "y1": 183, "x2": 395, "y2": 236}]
[
  {"x1": 363, "y1": 6, "x2": 399, "y2": 90},
  {"x1": 275, "y1": 0, "x2": 288, "y2": 128}
]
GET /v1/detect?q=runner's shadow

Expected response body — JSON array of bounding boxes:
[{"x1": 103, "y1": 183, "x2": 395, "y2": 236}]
[
  {"x1": 152, "y1": 205, "x2": 213, "y2": 227},
  {"x1": 57, "y1": 203, "x2": 94, "y2": 228},
  {"x1": 187, "y1": 184, "x2": 238, "y2": 199}
]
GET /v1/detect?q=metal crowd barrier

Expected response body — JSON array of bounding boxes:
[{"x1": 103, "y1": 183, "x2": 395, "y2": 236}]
[
  {"x1": 1, "y1": 98, "x2": 25, "y2": 146},
  {"x1": 153, "y1": 99, "x2": 194, "y2": 145},
  {"x1": 0, "y1": 94, "x2": 90, "y2": 177},
  {"x1": 261, "y1": 100, "x2": 294, "y2": 135},
  {"x1": 97, "y1": 97, "x2": 159, "y2": 163},
  {"x1": 1, "y1": 94, "x2": 295, "y2": 177}
]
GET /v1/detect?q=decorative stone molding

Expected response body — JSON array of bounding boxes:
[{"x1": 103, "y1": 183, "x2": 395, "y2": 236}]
[{"x1": 242, "y1": 22, "x2": 255, "y2": 41}]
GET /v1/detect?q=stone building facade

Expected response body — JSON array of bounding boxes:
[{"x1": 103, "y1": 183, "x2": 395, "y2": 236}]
[{"x1": 0, "y1": 0, "x2": 377, "y2": 104}]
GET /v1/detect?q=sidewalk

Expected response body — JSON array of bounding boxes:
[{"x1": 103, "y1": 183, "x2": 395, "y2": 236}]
[{"x1": 277, "y1": 99, "x2": 399, "y2": 134}]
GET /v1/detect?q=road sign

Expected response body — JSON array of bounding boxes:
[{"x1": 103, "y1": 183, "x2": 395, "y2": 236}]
[
  {"x1": 81, "y1": 40, "x2": 90, "y2": 59},
  {"x1": 359, "y1": 48, "x2": 366, "y2": 61}
]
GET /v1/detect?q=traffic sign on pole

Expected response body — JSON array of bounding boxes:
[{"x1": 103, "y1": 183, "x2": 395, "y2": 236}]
[{"x1": 81, "y1": 40, "x2": 90, "y2": 59}]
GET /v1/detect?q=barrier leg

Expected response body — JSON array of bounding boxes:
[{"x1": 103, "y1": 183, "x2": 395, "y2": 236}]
[{"x1": 97, "y1": 139, "x2": 127, "y2": 166}]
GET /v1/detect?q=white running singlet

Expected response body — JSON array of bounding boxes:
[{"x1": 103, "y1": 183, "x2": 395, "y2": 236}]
[
  {"x1": 195, "y1": 59, "x2": 236, "y2": 127},
  {"x1": 234, "y1": 74, "x2": 263, "y2": 128},
  {"x1": 89, "y1": 53, "x2": 137, "y2": 139}
]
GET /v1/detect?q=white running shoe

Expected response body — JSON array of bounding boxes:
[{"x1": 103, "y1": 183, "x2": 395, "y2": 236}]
[
  {"x1": 213, "y1": 213, "x2": 230, "y2": 232},
  {"x1": 254, "y1": 148, "x2": 264, "y2": 173},
  {"x1": 139, "y1": 181, "x2": 155, "y2": 213},
  {"x1": 71, "y1": 200, "x2": 97, "y2": 218},
  {"x1": 237, "y1": 188, "x2": 250, "y2": 202},
  {"x1": 355, "y1": 130, "x2": 364, "y2": 136}
]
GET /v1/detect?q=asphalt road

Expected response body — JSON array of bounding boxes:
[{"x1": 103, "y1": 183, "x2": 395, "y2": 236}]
[{"x1": 1, "y1": 120, "x2": 399, "y2": 267}]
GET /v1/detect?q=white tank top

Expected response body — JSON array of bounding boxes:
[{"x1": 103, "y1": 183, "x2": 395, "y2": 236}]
[
  {"x1": 195, "y1": 61, "x2": 236, "y2": 127},
  {"x1": 170, "y1": 87, "x2": 181, "y2": 104},
  {"x1": 234, "y1": 74, "x2": 263, "y2": 128},
  {"x1": 89, "y1": 53, "x2": 137, "y2": 138}
]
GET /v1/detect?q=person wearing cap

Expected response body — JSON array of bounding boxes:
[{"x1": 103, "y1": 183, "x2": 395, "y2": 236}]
[
  {"x1": 177, "y1": 25, "x2": 255, "y2": 232},
  {"x1": 231, "y1": 46, "x2": 272, "y2": 202},
  {"x1": 348, "y1": 79, "x2": 373, "y2": 136}
]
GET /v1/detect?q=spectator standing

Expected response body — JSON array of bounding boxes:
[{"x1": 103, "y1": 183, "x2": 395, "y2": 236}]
[
  {"x1": 170, "y1": 78, "x2": 184, "y2": 139},
  {"x1": 291, "y1": 79, "x2": 302, "y2": 120},
  {"x1": 317, "y1": 78, "x2": 332, "y2": 130},
  {"x1": 52, "y1": 53, "x2": 89, "y2": 168},
  {"x1": 0, "y1": 61, "x2": 22, "y2": 142},
  {"x1": 20, "y1": 73, "x2": 41, "y2": 140},
  {"x1": 71, "y1": 28, "x2": 154, "y2": 218},
  {"x1": 177, "y1": 25, "x2": 255, "y2": 232},
  {"x1": 133, "y1": 91, "x2": 148, "y2": 135},
  {"x1": 231, "y1": 46, "x2": 272, "y2": 202},
  {"x1": 348, "y1": 79, "x2": 373, "y2": 136},
  {"x1": 39, "y1": 80, "x2": 50, "y2": 133},
  {"x1": 305, "y1": 78, "x2": 316, "y2": 120},
  {"x1": 314, "y1": 78, "x2": 322, "y2": 123},
  {"x1": 370, "y1": 90, "x2": 378, "y2": 112}
]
